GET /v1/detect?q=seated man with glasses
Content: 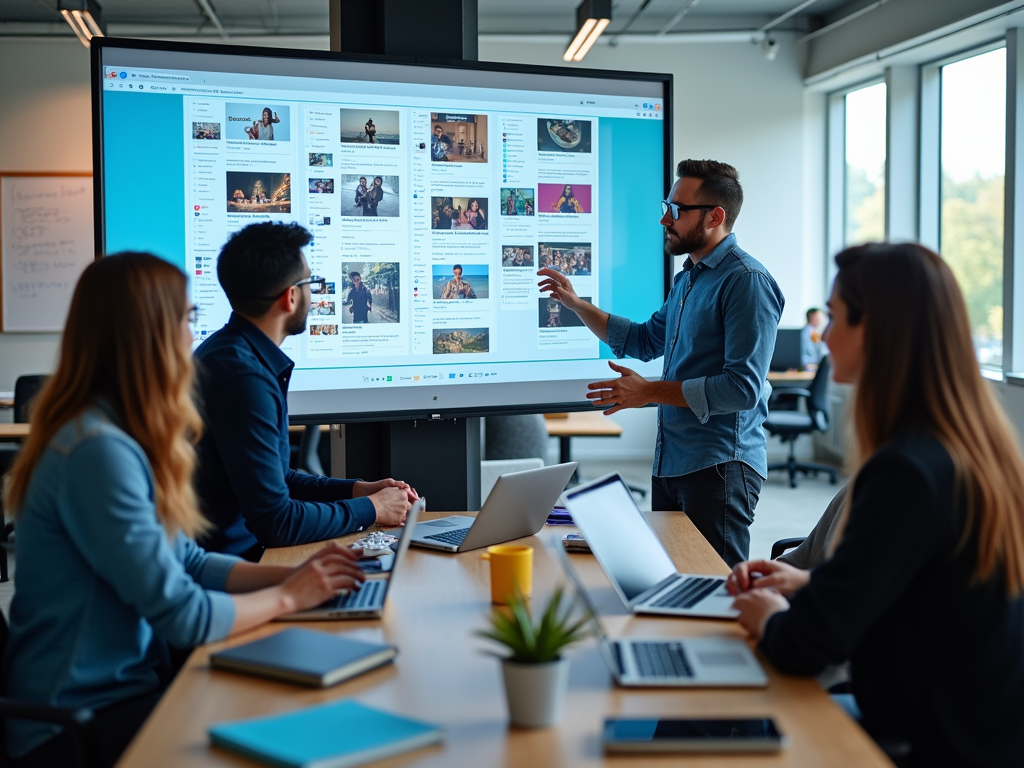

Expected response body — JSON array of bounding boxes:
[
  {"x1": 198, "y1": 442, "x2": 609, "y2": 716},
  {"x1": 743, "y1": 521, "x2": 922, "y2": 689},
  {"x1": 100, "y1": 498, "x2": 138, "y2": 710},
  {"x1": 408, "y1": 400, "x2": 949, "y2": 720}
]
[
  {"x1": 194, "y1": 221, "x2": 416, "y2": 560},
  {"x1": 538, "y1": 159, "x2": 784, "y2": 567}
]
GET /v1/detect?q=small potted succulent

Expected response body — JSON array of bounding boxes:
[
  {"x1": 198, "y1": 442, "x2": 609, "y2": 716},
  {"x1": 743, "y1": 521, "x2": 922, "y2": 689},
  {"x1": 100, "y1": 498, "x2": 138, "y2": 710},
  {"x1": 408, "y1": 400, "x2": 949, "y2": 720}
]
[{"x1": 477, "y1": 586, "x2": 591, "y2": 728}]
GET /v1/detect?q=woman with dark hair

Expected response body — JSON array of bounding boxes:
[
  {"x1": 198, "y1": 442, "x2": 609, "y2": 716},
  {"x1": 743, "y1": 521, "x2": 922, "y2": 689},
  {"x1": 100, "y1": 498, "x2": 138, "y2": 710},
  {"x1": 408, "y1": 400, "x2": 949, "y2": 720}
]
[
  {"x1": 459, "y1": 199, "x2": 486, "y2": 230},
  {"x1": 552, "y1": 184, "x2": 583, "y2": 213},
  {"x1": 362, "y1": 176, "x2": 383, "y2": 216},
  {"x1": 246, "y1": 107, "x2": 280, "y2": 140},
  {"x1": 1, "y1": 253, "x2": 364, "y2": 768},
  {"x1": 730, "y1": 242, "x2": 1024, "y2": 767}
]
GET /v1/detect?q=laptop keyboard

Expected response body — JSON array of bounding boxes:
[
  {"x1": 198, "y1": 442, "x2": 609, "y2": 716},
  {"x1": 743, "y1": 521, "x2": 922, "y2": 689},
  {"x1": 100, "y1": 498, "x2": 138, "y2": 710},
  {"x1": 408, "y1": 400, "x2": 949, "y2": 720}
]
[
  {"x1": 325, "y1": 579, "x2": 385, "y2": 609},
  {"x1": 422, "y1": 528, "x2": 469, "y2": 547},
  {"x1": 631, "y1": 641, "x2": 694, "y2": 678},
  {"x1": 650, "y1": 577, "x2": 723, "y2": 610}
]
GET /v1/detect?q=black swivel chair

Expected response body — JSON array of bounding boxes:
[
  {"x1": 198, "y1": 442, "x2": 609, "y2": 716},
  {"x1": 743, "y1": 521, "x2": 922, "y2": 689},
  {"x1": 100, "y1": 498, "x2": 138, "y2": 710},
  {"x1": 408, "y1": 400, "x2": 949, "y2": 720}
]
[
  {"x1": 0, "y1": 611, "x2": 99, "y2": 767},
  {"x1": 0, "y1": 375, "x2": 50, "y2": 582},
  {"x1": 764, "y1": 357, "x2": 838, "y2": 488}
]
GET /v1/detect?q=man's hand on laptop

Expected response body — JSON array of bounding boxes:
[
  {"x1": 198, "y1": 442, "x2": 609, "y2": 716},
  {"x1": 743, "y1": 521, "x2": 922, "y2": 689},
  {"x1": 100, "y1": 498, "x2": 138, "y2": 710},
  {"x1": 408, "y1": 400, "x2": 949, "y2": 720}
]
[
  {"x1": 354, "y1": 478, "x2": 419, "y2": 503},
  {"x1": 369, "y1": 486, "x2": 412, "y2": 526}
]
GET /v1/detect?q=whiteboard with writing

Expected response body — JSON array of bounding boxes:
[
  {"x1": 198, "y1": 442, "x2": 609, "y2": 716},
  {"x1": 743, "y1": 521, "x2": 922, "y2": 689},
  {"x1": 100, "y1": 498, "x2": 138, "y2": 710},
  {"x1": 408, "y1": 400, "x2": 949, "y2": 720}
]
[{"x1": 1, "y1": 174, "x2": 94, "y2": 332}]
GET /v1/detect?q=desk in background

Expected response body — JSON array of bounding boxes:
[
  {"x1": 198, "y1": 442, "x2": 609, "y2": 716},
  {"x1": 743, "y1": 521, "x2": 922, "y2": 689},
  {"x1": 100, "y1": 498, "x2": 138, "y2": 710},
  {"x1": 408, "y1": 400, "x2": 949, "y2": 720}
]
[
  {"x1": 0, "y1": 423, "x2": 29, "y2": 441},
  {"x1": 544, "y1": 412, "x2": 623, "y2": 483},
  {"x1": 116, "y1": 511, "x2": 889, "y2": 768},
  {"x1": 766, "y1": 370, "x2": 815, "y2": 384}
]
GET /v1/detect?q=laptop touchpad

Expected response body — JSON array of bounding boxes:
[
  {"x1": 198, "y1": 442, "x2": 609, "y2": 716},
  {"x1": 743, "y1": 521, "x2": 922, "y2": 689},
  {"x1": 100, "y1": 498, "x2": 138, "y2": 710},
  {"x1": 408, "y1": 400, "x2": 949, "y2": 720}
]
[{"x1": 421, "y1": 519, "x2": 460, "y2": 527}]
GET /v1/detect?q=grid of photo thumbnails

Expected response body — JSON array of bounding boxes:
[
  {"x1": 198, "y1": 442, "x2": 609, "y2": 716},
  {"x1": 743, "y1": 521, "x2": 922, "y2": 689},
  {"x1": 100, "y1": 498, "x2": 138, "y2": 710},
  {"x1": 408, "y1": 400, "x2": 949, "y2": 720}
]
[{"x1": 198, "y1": 105, "x2": 597, "y2": 358}]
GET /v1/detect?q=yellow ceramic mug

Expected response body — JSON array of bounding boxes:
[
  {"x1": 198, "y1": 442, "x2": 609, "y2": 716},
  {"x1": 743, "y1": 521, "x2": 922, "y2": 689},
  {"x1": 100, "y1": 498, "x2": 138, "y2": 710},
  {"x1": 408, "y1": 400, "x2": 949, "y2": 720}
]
[{"x1": 480, "y1": 544, "x2": 533, "y2": 604}]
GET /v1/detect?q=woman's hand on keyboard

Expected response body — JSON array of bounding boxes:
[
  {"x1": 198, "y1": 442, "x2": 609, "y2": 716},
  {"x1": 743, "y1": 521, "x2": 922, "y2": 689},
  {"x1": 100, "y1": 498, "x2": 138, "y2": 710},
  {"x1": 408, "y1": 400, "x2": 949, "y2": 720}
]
[{"x1": 281, "y1": 544, "x2": 367, "y2": 613}]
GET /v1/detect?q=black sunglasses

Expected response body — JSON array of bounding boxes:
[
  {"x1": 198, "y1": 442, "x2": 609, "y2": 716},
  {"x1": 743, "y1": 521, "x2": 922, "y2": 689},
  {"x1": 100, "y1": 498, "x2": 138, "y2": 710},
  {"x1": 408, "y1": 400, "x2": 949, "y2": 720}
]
[{"x1": 661, "y1": 200, "x2": 719, "y2": 220}]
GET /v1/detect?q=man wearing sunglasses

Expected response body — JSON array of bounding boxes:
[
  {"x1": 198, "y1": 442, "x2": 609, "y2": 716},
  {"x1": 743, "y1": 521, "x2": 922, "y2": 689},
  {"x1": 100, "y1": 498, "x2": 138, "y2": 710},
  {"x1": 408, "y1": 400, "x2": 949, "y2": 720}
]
[
  {"x1": 538, "y1": 159, "x2": 783, "y2": 567},
  {"x1": 194, "y1": 221, "x2": 416, "y2": 561}
]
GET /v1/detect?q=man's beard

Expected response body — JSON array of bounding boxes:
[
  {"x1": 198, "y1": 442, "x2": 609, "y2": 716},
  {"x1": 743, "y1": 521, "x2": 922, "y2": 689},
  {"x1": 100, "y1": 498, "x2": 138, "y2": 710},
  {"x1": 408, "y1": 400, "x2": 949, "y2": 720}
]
[
  {"x1": 664, "y1": 216, "x2": 709, "y2": 256},
  {"x1": 285, "y1": 291, "x2": 310, "y2": 336}
]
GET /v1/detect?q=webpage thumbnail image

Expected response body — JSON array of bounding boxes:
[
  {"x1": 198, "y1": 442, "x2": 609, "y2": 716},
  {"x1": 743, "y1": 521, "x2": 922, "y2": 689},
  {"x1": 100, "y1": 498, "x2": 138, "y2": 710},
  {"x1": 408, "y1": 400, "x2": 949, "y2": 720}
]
[
  {"x1": 431, "y1": 197, "x2": 487, "y2": 230},
  {"x1": 225, "y1": 103, "x2": 291, "y2": 141},
  {"x1": 340, "y1": 109, "x2": 400, "y2": 145},
  {"x1": 341, "y1": 261, "x2": 400, "y2": 324},
  {"x1": 502, "y1": 245, "x2": 534, "y2": 267},
  {"x1": 431, "y1": 113, "x2": 488, "y2": 162},
  {"x1": 309, "y1": 152, "x2": 333, "y2": 167},
  {"x1": 540, "y1": 297, "x2": 591, "y2": 327},
  {"x1": 537, "y1": 118, "x2": 592, "y2": 153},
  {"x1": 500, "y1": 188, "x2": 534, "y2": 216},
  {"x1": 433, "y1": 328, "x2": 489, "y2": 354},
  {"x1": 539, "y1": 242, "x2": 591, "y2": 275},
  {"x1": 341, "y1": 175, "x2": 400, "y2": 217},
  {"x1": 432, "y1": 264, "x2": 489, "y2": 300},
  {"x1": 227, "y1": 172, "x2": 291, "y2": 213},
  {"x1": 192, "y1": 122, "x2": 220, "y2": 140},
  {"x1": 538, "y1": 183, "x2": 591, "y2": 214}
]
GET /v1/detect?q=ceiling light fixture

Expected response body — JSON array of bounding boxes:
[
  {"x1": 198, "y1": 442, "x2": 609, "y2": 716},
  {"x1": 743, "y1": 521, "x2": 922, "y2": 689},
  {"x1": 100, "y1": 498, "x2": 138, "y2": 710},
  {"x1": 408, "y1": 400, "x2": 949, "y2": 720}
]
[
  {"x1": 564, "y1": 0, "x2": 612, "y2": 62},
  {"x1": 58, "y1": 0, "x2": 105, "y2": 48}
]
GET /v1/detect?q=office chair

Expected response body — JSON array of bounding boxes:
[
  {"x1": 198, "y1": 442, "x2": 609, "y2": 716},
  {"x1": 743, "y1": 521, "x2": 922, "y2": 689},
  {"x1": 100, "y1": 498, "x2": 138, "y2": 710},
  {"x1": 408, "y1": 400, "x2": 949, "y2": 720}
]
[
  {"x1": 295, "y1": 425, "x2": 325, "y2": 476},
  {"x1": 0, "y1": 376, "x2": 50, "y2": 583},
  {"x1": 764, "y1": 356, "x2": 839, "y2": 488},
  {"x1": 0, "y1": 611, "x2": 99, "y2": 767}
]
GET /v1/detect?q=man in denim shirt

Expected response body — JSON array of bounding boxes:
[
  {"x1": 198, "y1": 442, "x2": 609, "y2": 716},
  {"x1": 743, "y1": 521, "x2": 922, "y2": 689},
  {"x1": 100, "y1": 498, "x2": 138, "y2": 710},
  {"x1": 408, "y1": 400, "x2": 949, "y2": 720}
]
[
  {"x1": 195, "y1": 222, "x2": 416, "y2": 560},
  {"x1": 538, "y1": 160, "x2": 783, "y2": 566}
]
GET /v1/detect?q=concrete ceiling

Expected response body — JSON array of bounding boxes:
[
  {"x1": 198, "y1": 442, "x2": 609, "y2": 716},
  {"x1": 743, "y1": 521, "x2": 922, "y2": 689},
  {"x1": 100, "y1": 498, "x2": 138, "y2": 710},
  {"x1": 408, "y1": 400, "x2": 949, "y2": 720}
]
[{"x1": 0, "y1": 0, "x2": 866, "y2": 39}]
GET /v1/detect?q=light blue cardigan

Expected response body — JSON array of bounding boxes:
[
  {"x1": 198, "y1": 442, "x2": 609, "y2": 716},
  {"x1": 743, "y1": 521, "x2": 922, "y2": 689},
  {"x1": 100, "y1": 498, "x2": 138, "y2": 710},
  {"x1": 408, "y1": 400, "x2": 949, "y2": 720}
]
[{"x1": 2, "y1": 406, "x2": 239, "y2": 757}]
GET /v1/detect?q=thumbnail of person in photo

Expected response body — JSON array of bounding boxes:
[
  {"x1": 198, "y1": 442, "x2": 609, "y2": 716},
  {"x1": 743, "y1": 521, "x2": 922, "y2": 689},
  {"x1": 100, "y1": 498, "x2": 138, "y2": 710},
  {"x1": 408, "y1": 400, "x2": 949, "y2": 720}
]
[
  {"x1": 310, "y1": 324, "x2": 339, "y2": 336},
  {"x1": 502, "y1": 246, "x2": 534, "y2": 267},
  {"x1": 309, "y1": 153, "x2": 332, "y2": 167},
  {"x1": 431, "y1": 125, "x2": 453, "y2": 162},
  {"x1": 362, "y1": 176, "x2": 384, "y2": 216},
  {"x1": 432, "y1": 197, "x2": 455, "y2": 229},
  {"x1": 458, "y1": 199, "x2": 487, "y2": 230},
  {"x1": 545, "y1": 299, "x2": 562, "y2": 327},
  {"x1": 441, "y1": 265, "x2": 477, "y2": 300},
  {"x1": 354, "y1": 177, "x2": 368, "y2": 207},
  {"x1": 193, "y1": 122, "x2": 220, "y2": 140},
  {"x1": 538, "y1": 118, "x2": 592, "y2": 153},
  {"x1": 309, "y1": 178, "x2": 334, "y2": 194},
  {"x1": 364, "y1": 118, "x2": 377, "y2": 143},
  {"x1": 538, "y1": 243, "x2": 591, "y2": 276},
  {"x1": 551, "y1": 184, "x2": 584, "y2": 214},
  {"x1": 345, "y1": 271, "x2": 373, "y2": 323},
  {"x1": 245, "y1": 107, "x2": 280, "y2": 141}
]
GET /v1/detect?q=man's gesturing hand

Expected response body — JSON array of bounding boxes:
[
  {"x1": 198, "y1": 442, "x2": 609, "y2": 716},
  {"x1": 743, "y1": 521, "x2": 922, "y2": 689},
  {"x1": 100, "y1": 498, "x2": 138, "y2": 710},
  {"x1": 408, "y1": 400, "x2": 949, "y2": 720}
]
[
  {"x1": 586, "y1": 361, "x2": 651, "y2": 415},
  {"x1": 537, "y1": 268, "x2": 584, "y2": 313}
]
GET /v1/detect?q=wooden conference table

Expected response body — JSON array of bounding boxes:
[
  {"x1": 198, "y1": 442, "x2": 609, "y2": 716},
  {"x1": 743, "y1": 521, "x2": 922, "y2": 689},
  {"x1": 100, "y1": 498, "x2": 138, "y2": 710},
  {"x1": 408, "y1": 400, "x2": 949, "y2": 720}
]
[{"x1": 117, "y1": 512, "x2": 889, "y2": 768}]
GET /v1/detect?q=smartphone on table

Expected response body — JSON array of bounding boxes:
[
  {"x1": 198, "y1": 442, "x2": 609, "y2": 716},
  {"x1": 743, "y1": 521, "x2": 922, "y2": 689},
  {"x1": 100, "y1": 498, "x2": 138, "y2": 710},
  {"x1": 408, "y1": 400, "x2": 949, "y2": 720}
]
[{"x1": 602, "y1": 717, "x2": 786, "y2": 753}]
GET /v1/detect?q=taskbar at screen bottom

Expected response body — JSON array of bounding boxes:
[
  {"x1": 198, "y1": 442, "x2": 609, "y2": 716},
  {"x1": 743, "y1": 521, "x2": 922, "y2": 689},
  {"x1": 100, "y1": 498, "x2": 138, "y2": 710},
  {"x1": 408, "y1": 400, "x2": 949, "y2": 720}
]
[{"x1": 286, "y1": 373, "x2": 662, "y2": 422}]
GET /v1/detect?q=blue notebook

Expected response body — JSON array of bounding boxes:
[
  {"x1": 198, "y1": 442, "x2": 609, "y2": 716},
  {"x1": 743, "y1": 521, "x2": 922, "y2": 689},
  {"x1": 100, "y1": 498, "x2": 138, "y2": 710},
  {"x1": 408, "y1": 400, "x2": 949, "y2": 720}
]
[
  {"x1": 209, "y1": 699, "x2": 442, "y2": 768},
  {"x1": 209, "y1": 628, "x2": 397, "y2": 687}
]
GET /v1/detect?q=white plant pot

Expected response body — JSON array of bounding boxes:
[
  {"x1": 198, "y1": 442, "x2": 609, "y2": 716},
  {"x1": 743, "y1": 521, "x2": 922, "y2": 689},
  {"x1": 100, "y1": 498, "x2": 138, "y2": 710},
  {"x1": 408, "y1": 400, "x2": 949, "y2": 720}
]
[{"x1": 500, "y1": 657, "x2": 570, "y2": 728}]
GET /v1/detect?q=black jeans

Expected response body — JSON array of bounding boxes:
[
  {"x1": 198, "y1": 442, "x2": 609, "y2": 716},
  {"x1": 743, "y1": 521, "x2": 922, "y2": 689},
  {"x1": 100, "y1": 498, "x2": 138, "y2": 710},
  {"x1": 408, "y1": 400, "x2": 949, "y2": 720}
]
[{"x1": 652, "y1": 461, "x2": 762, "y2": 567}]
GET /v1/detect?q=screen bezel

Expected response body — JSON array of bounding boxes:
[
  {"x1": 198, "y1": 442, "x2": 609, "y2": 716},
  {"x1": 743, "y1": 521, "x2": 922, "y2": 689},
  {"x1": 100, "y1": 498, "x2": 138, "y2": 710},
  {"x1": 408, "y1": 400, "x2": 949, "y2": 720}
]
[{"x1": 90, "y1": 37, "x2": 673, "y2": 423}]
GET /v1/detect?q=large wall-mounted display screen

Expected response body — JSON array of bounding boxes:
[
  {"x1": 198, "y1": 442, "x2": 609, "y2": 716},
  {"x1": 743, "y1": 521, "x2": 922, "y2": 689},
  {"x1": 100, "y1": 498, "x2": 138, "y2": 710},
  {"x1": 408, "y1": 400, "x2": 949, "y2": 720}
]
[{"x1": 93, "y1": 40, "x2": 670, "y2": 421}]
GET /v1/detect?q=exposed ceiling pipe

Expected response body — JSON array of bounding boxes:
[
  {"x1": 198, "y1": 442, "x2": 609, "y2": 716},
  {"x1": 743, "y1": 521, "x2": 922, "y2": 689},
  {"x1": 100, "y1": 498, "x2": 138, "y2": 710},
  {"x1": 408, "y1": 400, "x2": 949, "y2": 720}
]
[
  {"x1": 194, "y1": 0, "x2": 229, "y2": 38},
  {"x1": 758, "y1": 0, "x2": 824, "y2": 34},
  {"x1": 607, "y1": 0, "x2": 654, "y2": 46},
  {"x1": 657, "y1": 0, "x2": 701, "y2": 36}
]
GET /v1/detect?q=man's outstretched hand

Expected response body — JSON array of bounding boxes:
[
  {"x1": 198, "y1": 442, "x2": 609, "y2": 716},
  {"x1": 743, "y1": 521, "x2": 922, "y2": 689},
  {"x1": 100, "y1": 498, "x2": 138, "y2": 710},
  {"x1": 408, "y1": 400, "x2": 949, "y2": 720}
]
[{"x1": 587, "y1": 361, "x2": 652, "y2": 415}]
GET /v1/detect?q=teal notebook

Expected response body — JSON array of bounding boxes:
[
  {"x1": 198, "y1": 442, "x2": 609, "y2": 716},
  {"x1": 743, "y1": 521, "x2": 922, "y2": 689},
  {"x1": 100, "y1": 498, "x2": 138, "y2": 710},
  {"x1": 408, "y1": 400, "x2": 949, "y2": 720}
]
[{"x1": 209, "y1": 699, "x2": 442, "y2": 768}]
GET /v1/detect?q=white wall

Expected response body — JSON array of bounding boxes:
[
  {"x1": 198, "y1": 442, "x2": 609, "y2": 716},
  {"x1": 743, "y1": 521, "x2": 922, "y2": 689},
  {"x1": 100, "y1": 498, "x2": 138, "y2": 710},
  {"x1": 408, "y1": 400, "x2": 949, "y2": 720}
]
[{"x1": 0, "y1": 35, "x2": 823, "y2": 460}]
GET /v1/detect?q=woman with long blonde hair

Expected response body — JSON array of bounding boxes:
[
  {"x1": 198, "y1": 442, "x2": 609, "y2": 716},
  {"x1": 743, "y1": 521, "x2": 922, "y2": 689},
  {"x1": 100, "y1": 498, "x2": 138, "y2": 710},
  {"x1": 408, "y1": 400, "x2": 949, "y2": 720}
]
[
  {"x1": 731, "y1": 243, "x2": 1024, "y2": 767},
  {"x1": 2, "y1": 253, "x2": 365, "y2": 768}
]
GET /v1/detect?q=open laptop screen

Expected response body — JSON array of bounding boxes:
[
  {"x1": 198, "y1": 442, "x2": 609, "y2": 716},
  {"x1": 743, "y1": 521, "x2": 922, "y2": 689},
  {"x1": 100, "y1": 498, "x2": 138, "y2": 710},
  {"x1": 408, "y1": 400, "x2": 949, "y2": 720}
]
[{"x1": 563, "y1": 475, "x2": 677, "y2": 601}]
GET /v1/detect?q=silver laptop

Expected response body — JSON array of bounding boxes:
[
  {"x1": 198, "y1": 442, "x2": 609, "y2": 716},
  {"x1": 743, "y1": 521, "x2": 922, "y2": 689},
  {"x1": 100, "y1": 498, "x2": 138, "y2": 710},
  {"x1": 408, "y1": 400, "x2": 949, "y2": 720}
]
[
  {"x1": 562, "y1": 474, "x2": 738, "y2": 619},
  {"x1": 280, "y1": 498, "x2": 423, "y2": 620},
  {"x1": 552, "y1": 541, "x2": 767, "y2": 687},
  {"x1": 410, "y1": 462, "x2": 576, "y2": 552}
]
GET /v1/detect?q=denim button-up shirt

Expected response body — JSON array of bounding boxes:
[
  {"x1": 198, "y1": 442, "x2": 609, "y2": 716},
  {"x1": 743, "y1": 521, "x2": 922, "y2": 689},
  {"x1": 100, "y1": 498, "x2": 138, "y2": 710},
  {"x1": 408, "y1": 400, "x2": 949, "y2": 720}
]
[{"x1": 606, "y1": 233, "x2": 784, "y2": 478}]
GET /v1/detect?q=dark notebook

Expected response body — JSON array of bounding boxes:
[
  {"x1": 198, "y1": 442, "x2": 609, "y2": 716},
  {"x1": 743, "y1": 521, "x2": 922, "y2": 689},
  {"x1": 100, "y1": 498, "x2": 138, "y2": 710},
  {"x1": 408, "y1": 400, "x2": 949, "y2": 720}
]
[{"x1": 210, "y1": 628, "x2": 397, "y2": 688}]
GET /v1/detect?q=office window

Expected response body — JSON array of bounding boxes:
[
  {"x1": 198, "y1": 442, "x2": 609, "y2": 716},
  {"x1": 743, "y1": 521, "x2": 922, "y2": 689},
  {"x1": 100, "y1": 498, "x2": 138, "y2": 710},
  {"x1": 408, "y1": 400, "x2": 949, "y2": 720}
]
[
  {"x1": 940, "y1": 47, "x2": 1006, "y2": 369},
  {"x1": 844, "y1": 82, "x2": 887, "y2": 246}
]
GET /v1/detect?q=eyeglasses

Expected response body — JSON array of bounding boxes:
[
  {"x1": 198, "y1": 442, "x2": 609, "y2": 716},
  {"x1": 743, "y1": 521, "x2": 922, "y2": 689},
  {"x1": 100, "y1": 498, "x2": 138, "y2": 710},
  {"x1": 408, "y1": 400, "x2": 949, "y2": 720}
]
[
  {"x1": 186, "y1": 306, "x2": 199, "y2": 324},
  {"x1": 661, "y1": 200, "x2": 719, "y2": 220},
  {"x1": 263, "y1": 275, "x2": 327, "y2": 299},
  {"x1": 293, "y1": 274, "x2": 327, "y2": 294}
]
